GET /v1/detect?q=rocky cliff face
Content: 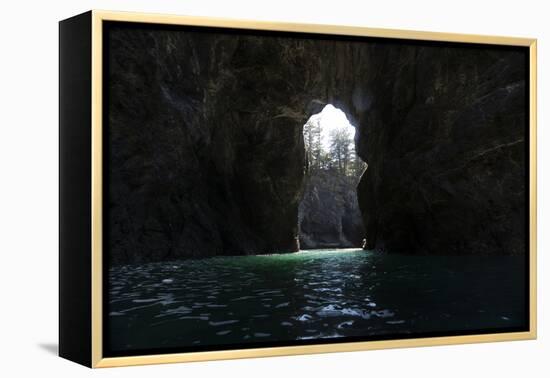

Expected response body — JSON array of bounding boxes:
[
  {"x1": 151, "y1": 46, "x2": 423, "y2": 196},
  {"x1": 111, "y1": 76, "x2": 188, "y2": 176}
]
[
  {"x1": 354, "y1": 43, "x2": 527, "y2": 256},
  {"x1": 107, "y1": 23, "x2": 527, "y2": 264},
  {"x1": 107, "y1": 26, "x2": 326, "y2": 264}
]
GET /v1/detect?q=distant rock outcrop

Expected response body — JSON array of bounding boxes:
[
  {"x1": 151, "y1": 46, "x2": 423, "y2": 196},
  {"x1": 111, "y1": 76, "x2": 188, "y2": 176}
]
[{"x1": 299, "y1": 170, "x2": 365, "y2": 249}]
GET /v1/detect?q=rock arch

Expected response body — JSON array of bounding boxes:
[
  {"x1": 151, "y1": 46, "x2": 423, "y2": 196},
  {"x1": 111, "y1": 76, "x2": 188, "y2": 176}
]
[{"x1": 107, "y1": 26, "x2": 527, "y2": 263}]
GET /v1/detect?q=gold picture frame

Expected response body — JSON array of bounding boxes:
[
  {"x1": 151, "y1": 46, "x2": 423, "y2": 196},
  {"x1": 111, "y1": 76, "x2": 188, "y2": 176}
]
[{"x1": 59, "y1": 9, "x2": 537, "y2": 368}]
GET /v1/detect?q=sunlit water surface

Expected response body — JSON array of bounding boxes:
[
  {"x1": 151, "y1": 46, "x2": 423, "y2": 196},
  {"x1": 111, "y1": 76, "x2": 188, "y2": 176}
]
[{"x1": 108, "y1": 249, "x2": 526, "y2": 352}]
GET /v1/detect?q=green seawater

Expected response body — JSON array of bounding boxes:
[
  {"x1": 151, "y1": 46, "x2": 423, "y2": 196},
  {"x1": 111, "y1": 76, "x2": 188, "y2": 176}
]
[{"x1": 107, "y1": 249, "x2": 527, "y2": 353}]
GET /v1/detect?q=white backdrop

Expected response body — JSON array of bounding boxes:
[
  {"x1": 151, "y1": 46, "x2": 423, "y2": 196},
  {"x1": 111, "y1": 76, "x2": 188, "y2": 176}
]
[{"x1": 0, "y1": 0, "x2": 546, "y2": 376}]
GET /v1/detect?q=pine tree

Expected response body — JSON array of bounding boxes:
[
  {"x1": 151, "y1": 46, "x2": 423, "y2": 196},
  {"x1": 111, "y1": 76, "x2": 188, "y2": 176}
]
[
  {"x1": 328, "y1": 128, "x2": 353, "y2": 175},
  {"x1": 303, "y1": 115, "x2": 322, "y2": 171}
]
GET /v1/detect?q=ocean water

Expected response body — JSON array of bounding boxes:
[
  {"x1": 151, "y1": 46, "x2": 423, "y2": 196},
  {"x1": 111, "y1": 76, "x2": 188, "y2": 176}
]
[{"x1": 107, "y1": 249, "x2": 527, "y2": 353}]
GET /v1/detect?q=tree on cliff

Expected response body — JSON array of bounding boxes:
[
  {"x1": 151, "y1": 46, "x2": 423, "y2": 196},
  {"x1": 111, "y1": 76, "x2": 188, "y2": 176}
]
[
  {"x1": 303, "y1": 116, "x2": 322, "y2": 171},
  {"x1": 328, "y1": 128, "x2": 353, "y2": 175},
  {"x1": 303, "y1": 107, "x2": 365, "y2": 177}
]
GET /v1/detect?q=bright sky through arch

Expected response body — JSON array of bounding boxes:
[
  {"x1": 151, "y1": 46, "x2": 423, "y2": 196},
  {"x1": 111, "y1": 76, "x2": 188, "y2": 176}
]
[{"x1": 307, "y1": 104, "x2": 355, "y2": 151}]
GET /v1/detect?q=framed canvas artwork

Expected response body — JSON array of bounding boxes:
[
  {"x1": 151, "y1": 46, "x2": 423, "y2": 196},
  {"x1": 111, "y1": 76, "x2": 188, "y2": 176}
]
[{"x1": 59, "y1": 10, "x2": 537, "y2": 368}]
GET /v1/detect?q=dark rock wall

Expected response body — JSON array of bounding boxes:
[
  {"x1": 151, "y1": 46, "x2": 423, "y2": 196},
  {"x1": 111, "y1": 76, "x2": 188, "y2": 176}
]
[
  {"x1": 107, "y1": 26, "x2": 336, "y2": 264},
  {"x1": 107, "y1": 24, "x2": 527, "y2": 264},
  {"x1": 355, "y1": 43, "x2": 527, "y2": 255}
]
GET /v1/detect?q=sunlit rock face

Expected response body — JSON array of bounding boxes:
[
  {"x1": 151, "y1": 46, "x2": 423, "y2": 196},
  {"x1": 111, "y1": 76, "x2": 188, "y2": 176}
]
[
  {"x1": 299, "y1": 171, "x2": 365, "y2": 249},
  {"x1": 107, "y1": 24, "x2": 527, "y2": 264}
]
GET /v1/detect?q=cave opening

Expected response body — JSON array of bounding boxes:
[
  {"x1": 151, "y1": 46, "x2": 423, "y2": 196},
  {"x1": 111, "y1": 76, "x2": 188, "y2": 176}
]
[{"x1": 298, "y1": 104, "x2": 367, "y2": 250}]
